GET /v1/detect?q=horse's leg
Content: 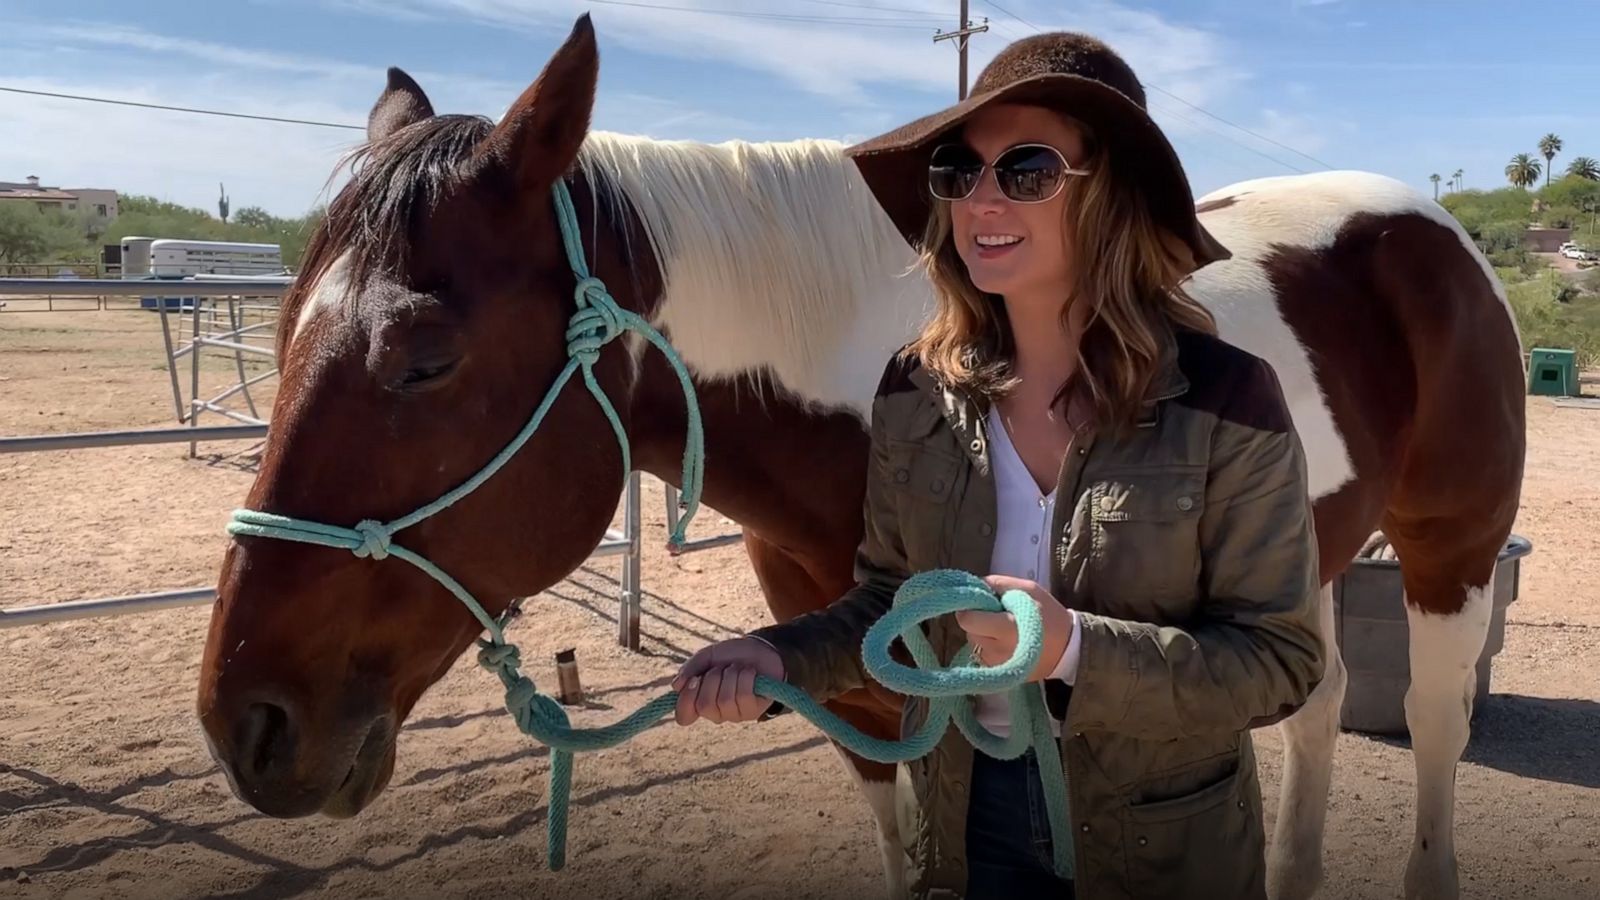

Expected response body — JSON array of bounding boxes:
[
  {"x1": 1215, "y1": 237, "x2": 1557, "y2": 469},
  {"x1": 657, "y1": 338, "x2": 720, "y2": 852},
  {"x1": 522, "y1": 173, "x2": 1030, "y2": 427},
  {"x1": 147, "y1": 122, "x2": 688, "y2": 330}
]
[
  {"x1": 743, "y1": 531, "x2": 909, "y2": 899},
  {"x1": 1266, "y1": 581, "x2": 1347, "y2": 900},
  {"x1": 1384, "y1": 531, "x2": 1498, "y2": 900}
]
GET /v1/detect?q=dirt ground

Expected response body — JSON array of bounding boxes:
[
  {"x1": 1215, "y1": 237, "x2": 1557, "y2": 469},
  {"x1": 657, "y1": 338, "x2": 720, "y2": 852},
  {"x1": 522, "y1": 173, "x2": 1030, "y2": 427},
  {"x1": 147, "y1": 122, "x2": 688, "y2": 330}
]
[{"x1": 1, "y1": 309, "x2": 1597, "y2": 900}]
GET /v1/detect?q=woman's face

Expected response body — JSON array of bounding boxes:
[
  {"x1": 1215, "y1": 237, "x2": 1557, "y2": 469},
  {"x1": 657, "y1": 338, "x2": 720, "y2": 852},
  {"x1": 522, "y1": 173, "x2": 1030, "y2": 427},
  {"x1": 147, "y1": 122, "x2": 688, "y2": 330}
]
[{"x1": 947, "y1": 103, "x2": 1088, "y2": 302}]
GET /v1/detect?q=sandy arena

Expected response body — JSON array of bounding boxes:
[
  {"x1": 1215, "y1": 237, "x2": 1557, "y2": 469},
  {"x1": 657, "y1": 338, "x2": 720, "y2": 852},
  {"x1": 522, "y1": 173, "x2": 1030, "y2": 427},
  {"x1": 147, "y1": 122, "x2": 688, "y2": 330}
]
[{"x1": 2, "y1": 308, "x2": 1597, "y2": 899}]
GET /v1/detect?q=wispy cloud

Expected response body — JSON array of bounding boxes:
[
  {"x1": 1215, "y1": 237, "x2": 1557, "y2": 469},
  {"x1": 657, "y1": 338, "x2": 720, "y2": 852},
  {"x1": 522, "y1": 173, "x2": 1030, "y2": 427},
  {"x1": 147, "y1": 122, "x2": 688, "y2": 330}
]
[
  {"x1": 0, "y1": 19, "x2": 761, "y2": 213},
  {"x1": 352, "y1": 0, "x2": 1246, "y2": 112},
  {"x1": 0, "y1": 74, "x2": 366, "y2": 215}
]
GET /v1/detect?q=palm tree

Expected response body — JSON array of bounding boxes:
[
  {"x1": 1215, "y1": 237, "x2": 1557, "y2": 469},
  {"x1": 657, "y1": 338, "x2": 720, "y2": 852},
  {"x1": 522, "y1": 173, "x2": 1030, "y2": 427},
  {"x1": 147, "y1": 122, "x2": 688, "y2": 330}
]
[
  {"x1": 1430, "y1": 173, "x2": 1441, "y2": 199},
  {"x1": 1567, "y1": 156, "x2": 1600, "y2": 181},
  {"x1": 1453, "y1": 168, "x2": 1464, "y2": 192},
  {"x1": 1506, "y1": 153, "x2": 1542, "y2": 189},
  {"x1": 1539, "y1": 133, "x2": 1563, "y2": 186}
]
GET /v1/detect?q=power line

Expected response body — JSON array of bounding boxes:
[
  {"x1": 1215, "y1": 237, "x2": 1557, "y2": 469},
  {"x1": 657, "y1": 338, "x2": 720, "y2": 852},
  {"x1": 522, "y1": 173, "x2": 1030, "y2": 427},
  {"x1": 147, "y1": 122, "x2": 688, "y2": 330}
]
[
  {"x1": 1145, "y1": 84, "x2": 1334, "y2": 170},
  {"x1": 970, "y1": 0, "x2": 1334, "y2": 170},
  {"x1": 582, "y1": 0, "x2": 938, "y2": 28},
  {"x1": 0, "y1": 85, "x2": 363, "y2": 130},
  {"x1": 1149, "y1": 99, "x2": 1305, "y2": 174}
]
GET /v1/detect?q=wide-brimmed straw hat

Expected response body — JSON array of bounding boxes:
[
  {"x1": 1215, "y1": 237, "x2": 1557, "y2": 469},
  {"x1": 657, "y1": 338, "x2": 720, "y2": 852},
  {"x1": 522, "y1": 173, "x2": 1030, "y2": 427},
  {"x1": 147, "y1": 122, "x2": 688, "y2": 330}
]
[{"x1": 847, "y1": 31, "x2": 1230, "y2": 271}]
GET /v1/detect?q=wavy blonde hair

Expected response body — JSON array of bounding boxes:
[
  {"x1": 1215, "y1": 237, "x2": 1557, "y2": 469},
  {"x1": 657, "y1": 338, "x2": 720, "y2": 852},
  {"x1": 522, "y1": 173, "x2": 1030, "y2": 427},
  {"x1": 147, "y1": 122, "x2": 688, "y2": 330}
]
[{"x1": 906, "y1": 114, "x2": 1217, "y2": 433}]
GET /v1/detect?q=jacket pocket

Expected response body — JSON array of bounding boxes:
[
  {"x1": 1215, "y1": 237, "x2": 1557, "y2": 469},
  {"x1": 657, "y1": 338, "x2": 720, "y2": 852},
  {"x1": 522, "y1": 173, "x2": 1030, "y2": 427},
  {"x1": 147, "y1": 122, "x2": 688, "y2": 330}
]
[
  {"x1": 1086, "y1": 468, "x2": 1206, "y2": 608},
  {"x1": 1123, "y1": 756, "x2": 1266, "y2": 899},
  {"x1": 886, "y1": 439, "x2": 961, "y2": 567}
]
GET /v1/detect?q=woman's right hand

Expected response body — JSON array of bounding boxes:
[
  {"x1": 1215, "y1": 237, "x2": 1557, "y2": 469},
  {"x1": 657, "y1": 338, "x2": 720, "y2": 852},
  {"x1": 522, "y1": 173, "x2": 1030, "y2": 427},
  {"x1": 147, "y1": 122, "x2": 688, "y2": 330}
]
[{"x1": 671, "y1": 637, "x2": 786, "y2": 726}]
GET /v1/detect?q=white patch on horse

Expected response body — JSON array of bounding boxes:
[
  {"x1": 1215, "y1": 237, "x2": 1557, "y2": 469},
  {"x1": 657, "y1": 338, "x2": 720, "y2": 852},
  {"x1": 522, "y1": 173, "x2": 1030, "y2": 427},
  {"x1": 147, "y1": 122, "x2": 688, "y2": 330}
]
[
  {"x1": 1401, "y1": 577, "x2": 1493, "y2": 900},
  {"x1": 290, "y1": 252, "x2": 353, "y2": 344},
  {"x1": 1189, "y1": 175, "x2": 1387, "y2": 499},
  {"x1": 827, "y1": 746, "x2": 909, "y2": 899},
  {"x1": 576, "y1": 133, "x2": 933, "y2": 420}
]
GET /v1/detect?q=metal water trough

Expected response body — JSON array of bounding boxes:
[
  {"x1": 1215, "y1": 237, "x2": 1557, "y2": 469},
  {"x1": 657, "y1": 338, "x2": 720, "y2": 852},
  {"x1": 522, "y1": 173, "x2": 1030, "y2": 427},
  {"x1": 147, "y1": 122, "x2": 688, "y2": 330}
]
[{"x1": 1333, "y1": 534, "x2": 1534, "y2": 736}]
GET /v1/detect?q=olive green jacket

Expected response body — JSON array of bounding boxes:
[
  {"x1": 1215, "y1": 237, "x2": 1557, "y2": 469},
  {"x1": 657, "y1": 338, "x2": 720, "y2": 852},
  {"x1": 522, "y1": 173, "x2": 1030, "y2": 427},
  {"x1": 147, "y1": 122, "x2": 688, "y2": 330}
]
[{"x1": 751, "y1": 328, "x2": 1325, "y2": 900}]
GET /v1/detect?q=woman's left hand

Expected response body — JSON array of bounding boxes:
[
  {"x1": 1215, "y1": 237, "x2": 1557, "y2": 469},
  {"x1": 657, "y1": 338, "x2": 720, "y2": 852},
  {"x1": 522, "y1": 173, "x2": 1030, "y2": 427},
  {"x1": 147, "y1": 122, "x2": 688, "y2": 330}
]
[{"x1": 955, "y1": 575, "x2": 1074, "y2": 682}]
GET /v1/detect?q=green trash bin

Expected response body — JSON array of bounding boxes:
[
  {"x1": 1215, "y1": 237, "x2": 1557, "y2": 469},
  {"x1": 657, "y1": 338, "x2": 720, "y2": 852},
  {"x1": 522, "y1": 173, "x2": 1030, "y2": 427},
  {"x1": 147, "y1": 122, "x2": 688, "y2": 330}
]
[{"x1": 1528, "y1": 347, "x2": 1578, "y2": 397}]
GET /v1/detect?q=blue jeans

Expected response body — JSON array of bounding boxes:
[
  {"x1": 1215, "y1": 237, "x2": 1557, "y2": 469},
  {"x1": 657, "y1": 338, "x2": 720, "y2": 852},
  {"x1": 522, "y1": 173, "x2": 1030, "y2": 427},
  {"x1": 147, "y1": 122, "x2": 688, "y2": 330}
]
[{"x1": 964, "y1": 750, "x2": 1075, "y2": 899}]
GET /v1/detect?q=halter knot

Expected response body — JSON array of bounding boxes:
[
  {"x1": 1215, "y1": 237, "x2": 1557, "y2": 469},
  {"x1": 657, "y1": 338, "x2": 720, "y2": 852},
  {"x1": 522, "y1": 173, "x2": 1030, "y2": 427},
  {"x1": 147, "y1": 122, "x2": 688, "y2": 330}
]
[
  {"x1": 351, "y1": 519, "x2": 391, "y2": 560},
  {"x1": 477, "y1": 640, "x2": 522, "y2": 673},
  {"x1": 565, "y1": 294, "x2": 624, "y2": 367}
]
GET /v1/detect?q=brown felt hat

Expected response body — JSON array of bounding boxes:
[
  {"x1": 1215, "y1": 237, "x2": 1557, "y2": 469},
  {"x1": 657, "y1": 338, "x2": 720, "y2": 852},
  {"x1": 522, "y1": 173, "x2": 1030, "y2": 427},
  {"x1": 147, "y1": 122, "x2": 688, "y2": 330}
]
[{"x1": 847, "y1": 31, "x2": 1230, "y2": 271}]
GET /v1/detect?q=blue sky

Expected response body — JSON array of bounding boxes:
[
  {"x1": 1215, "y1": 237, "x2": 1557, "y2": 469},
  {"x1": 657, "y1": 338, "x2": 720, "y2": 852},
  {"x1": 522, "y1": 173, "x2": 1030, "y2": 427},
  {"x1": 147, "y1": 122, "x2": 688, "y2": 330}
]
[{"x1": 3, "y1": 0, "x2": 1597, "y2": 217}]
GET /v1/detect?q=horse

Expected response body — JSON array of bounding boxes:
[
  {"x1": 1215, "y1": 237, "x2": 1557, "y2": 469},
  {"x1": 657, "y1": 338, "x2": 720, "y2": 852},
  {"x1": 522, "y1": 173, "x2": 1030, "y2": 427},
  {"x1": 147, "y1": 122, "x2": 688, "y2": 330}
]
[{"x1": 195, "y1": 15, "x2": 1525, "y2": 900}]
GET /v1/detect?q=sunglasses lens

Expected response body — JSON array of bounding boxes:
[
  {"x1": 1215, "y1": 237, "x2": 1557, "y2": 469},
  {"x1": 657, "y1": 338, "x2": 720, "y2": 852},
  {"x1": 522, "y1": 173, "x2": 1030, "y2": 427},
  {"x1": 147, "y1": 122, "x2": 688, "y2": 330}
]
[
  {"x1": 928, "y1": 144, "x2": 983, "y2": 200},
  {"x1": 994, "y1": 145, "x2": 1066, "y2": 202}
]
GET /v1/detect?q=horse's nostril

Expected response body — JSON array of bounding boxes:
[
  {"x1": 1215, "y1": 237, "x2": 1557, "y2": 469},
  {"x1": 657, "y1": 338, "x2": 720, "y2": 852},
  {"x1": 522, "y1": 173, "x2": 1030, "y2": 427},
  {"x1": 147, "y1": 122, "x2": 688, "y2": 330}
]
[{"x1": 236, "y1": 701, "x2": 293, "y2": 782}]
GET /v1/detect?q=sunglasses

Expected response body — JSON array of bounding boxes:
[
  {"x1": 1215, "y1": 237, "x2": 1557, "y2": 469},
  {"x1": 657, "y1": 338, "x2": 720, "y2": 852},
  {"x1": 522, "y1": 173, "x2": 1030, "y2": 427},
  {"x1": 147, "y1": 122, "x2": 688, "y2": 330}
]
[{"x1": 927, "y1": 142, "x2": 1090, "y2": 204}]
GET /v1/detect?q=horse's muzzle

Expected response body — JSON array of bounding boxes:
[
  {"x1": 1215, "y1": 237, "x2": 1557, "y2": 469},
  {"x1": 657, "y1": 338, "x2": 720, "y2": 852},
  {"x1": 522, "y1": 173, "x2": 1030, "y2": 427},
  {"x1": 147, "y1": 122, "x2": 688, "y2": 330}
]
[{"x1": 205, "y1": 689, "x2": 395, "y2": 819}]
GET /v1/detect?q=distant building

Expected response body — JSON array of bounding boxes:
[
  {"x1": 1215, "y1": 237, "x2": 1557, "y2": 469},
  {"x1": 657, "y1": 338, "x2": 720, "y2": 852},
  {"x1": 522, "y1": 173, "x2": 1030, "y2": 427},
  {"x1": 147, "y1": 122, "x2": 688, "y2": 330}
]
[
  {"x1": 1523, "y1": 226, "x2": 1572, "y2": 253},
  {"x1": 0, "y1": 175, "x2": 78, "y2": 213},
  {"x1": 0, "y1": 175, "x2": 119, "y2": 220},
  {"x1": 68, "y1": 188, "x2": 119, "y2": 220}
]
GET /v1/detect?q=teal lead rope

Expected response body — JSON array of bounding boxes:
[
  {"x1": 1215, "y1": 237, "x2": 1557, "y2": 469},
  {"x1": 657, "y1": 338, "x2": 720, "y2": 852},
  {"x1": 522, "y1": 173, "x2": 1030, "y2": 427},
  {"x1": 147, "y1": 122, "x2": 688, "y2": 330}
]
[{"x1": 225, "y1": 181, "x2": 1074, "y2": 880}]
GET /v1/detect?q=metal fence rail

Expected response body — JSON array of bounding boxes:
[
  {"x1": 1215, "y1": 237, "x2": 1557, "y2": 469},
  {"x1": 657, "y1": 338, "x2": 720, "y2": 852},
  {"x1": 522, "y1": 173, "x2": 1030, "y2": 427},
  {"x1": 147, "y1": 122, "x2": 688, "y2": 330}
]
[
  {"x1": 0, "y1": 277, "x2": 295, "y2": 297},
  {"x1": 0, "y1": 424, "x2": 269, "y2": 454}
]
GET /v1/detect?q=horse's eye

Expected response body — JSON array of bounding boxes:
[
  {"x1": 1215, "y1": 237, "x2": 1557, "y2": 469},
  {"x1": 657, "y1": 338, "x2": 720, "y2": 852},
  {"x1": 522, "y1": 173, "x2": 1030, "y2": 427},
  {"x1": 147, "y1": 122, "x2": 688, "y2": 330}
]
[{"x1": 398, "y1": 355, "x2": 460, "y2": 391}]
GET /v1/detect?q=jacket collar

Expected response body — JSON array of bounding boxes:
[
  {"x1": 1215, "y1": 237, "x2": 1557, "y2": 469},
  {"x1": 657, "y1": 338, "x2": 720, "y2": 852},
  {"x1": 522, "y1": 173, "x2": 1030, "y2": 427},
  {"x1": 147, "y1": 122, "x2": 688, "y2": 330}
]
[{"x1": 913, "y1": 328, "x2": 1191, "y2": 471}]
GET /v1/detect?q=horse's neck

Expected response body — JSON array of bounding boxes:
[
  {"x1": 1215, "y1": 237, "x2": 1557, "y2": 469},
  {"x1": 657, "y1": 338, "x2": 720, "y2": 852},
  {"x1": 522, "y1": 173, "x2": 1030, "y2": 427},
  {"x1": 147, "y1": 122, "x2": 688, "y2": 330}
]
[
  {"x1": 579, "y1": 131, "x2": 934, "y2": 421},
  {"x1": 627, "y1": 353, "x2": 872, "y2": 578}
]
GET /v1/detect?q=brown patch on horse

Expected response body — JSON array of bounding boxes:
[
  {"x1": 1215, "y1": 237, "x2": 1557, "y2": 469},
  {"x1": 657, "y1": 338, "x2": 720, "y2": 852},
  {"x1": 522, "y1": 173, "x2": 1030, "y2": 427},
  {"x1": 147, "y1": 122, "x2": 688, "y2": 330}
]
[
  {"x1": 1263, "y1": 211, "x2": 1523, "y2": 611},
  {"x1": 1195, "y1": 195, "x2": 1239, "y2": 214}
]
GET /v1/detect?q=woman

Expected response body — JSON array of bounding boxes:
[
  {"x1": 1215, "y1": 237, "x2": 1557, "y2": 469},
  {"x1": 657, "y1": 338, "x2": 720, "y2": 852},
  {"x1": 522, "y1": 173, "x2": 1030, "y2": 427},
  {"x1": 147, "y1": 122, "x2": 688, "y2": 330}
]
[{"x1": 671, "y1": 31, "x2": 1324, "y2": 900}]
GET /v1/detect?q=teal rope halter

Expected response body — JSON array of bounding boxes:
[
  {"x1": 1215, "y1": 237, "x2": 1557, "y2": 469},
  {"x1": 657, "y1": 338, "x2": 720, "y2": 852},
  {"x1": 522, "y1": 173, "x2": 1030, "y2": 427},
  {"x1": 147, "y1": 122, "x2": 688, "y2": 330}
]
[{"x1": 225, "y1": 179, "x2": 1074, "y2": 880}]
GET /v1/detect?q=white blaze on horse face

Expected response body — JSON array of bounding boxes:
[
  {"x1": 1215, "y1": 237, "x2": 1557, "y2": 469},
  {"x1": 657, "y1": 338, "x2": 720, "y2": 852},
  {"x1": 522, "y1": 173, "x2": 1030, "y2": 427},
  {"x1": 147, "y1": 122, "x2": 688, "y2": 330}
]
[
  {"x1": 1401, "y1": 579, "x2": 1493, "y2": 900},
  {"x1": 576, "y1": 133, "x2": 933, "y2": 421},
  {"x1": 290, "y1": 252, "x2": 353, "y2": 345}
]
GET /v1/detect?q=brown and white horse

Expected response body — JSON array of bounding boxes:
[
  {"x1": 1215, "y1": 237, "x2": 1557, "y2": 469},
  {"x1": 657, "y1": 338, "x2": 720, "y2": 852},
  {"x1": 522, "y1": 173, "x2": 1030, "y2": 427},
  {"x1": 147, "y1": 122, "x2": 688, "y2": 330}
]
[{"x1": 196, "y1": 17, "x2": 1525, "y2": 900}]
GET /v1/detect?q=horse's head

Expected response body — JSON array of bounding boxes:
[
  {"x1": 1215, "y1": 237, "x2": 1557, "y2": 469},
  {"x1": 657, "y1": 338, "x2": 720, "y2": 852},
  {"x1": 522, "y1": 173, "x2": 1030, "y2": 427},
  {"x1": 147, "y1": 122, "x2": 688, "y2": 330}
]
[{"x1": 197, "y1": 15, "x2": 651, "y2": 819}]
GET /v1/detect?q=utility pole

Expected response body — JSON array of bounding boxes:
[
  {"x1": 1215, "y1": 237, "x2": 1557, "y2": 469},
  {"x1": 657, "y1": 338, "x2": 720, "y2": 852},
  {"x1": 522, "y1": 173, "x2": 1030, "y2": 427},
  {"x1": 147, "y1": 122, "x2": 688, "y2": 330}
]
[{"x1": 933, "y1": 1, "x2": 989, "y2": 100}]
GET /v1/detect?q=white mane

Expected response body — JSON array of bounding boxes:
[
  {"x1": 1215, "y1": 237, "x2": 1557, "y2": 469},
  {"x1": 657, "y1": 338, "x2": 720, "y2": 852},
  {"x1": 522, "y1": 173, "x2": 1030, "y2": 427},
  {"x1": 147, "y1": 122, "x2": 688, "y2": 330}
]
[{"x1": 576, "y1": 131, "x2": 934, "y2": 419}]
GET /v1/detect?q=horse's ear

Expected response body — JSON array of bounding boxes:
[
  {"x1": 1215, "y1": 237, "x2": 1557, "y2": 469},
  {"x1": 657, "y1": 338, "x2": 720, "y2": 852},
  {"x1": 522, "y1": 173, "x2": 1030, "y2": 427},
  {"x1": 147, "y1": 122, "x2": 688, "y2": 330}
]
[
  {"x1": 477, "y1": 13, "x2": 598, "y2": 190},
  {"x1": 368, "y1": 67, "x2": 435, "y2": 142}
]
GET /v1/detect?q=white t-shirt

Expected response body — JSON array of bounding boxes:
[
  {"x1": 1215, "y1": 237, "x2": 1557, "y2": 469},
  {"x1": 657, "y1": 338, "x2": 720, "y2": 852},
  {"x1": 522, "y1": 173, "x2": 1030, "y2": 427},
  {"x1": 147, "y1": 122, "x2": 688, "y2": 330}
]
[{"x1": 973, "y1": 404, "x2": 1082, "y2": 738}]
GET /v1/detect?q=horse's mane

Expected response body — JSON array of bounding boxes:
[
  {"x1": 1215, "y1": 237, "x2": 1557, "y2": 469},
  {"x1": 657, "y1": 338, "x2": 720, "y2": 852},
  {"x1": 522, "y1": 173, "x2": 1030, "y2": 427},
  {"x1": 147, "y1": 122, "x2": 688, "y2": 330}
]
[
  {"x1": 575, "y1": 131, "x2": 929, "y2": 415},
  {"x1": 280, "y1": 121, "x2": 930, "y2": 416}
]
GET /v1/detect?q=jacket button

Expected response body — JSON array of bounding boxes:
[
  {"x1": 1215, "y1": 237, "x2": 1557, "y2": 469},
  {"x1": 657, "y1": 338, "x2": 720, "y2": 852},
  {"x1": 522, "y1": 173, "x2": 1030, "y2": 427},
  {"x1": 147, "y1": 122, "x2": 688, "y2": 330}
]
[
  {"x1": 970, "y1": 439, "x2": 983, "y2": 453},
  {"x1": 1137, "y1": 836, "x2": 1148, "y2": 847},
  {"x1": 930, "y1": 478, "x2": 945, "y2": 493},
  {"x1": 979, "y1": 523, "x2": 993, "y2": 536},
  {"x1": 894, "y1": 468, "x2": 910, "y2": 484},
  {"x1": 1080, "y1": 824, "x2": 1091, "y2": 833},
  {"x1": 1176, "y1": 495, "x2": 1194, "y2": 511}
]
